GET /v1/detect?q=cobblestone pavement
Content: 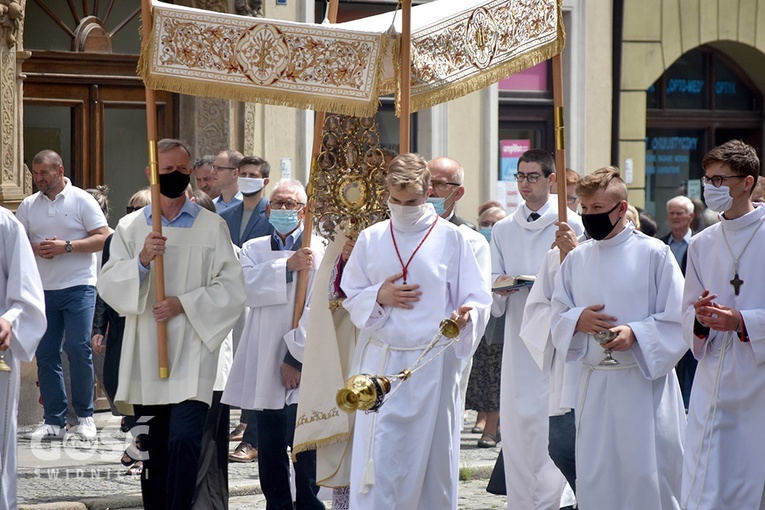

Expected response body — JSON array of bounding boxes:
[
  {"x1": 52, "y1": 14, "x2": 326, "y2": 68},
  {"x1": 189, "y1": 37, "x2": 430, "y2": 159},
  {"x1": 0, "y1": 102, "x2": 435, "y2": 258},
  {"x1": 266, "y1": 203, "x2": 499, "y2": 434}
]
[{"x1": 18, "y1": 411, "x2": 506, "y2": 509}]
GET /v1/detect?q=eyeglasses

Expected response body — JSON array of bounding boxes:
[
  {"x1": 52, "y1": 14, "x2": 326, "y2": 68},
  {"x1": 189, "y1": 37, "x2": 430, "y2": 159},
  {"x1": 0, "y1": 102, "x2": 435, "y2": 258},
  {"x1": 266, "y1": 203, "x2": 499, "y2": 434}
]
[
  {"x1": 212, "y1": 165, "x2": 237, "y2": 172},
  {"x1": 431, "y1": 180, "x2": 460, "y2": 191},
  {"x1": 270, "y1": 199, "x2": 305, "y2": 210},
  {"x1": 515, "y1": 172, "x2": 544, "y2": 183},
  {"x1": 702, "y1": 175, "x2": 745, "y2": 188},
  {"x1": 566, "y1": 195, "x2": 578, "y2": 205},
  {"x1": 126, "y1": 205, "x2": 140, "y2": 214}
]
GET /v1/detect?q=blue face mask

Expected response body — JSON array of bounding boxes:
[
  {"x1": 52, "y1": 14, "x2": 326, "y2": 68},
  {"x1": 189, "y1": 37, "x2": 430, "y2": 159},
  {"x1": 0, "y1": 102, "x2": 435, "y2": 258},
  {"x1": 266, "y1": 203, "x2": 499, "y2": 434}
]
[
  {"x1": 269, "y1": 209, "x2": 300, "y2": 234},
  {"x1": 480, "y1": 227, "x2": 492, "y2": 242},
  {"x1": 426, "y1": 187, "x2": 457, "y2": 217},
  {"x1": 426, "y1": 196, "x2": 447, "y2": 216}
]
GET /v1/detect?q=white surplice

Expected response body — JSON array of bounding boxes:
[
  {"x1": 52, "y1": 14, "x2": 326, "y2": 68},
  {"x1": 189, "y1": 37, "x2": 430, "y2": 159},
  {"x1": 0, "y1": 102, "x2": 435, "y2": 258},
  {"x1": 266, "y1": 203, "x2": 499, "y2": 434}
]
[
  {"x1": 551, "y1": 225, "x2": 687, "y2": 510},
  {"x1": 221, "y1": 233, "x2": 325, "y2": 411},
  {"x1": 0, "y1": 207, "x2": 46, "y2": 509},
  {"x1": 490, "y1": 197, "x2": 583, "y2": 509},
  {"x1": 681, "y1": 205, "x2": 765, "y2": 510},
  {"x1": 97, "y1": 210, "x2": 246, "y2": 408},
  {"x1": 520, "y1": 246, "x2": 579, "y2": 417},
  {"x1": 341, "y1": 204, "x2": 491, "y2": 510}
]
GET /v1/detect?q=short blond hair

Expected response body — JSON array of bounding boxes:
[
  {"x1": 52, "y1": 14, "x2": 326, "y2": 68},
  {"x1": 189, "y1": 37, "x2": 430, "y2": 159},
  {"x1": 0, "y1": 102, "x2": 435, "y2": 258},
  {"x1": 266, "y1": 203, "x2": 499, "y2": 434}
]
[
  {"x1": 129, "y1": 187, "x2": 151, "y2": 208},
  {"x1": 576, "y1": 166, "x2": 627, "y2": 202},
  {"x1": 386, "y1": 153, "x2": 430, "y2": 195}
]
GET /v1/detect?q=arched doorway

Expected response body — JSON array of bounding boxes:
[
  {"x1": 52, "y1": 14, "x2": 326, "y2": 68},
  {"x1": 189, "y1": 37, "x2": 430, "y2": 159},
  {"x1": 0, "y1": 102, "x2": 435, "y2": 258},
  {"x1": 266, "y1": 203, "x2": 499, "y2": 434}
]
[{"x1": 644, "y1": 46, "x2": 763, "y2": 234}]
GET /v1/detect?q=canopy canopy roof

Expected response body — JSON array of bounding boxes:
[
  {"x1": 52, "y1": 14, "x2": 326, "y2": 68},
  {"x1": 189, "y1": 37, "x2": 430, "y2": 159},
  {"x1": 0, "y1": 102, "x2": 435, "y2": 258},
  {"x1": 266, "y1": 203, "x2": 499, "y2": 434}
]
[{"x1": 139, "y1": 0, "x2": 564, "y2": 117}]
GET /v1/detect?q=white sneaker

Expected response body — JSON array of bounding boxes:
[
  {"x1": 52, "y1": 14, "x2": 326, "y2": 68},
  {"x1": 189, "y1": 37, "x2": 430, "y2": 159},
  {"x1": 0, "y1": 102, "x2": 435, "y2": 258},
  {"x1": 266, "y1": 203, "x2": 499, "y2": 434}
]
[
  {"x1": 75, "y1": 416, "x2": 97, "y2": 441},
  {"x1": 26, "y1": 423, "x2": 65, "y2": 441}
]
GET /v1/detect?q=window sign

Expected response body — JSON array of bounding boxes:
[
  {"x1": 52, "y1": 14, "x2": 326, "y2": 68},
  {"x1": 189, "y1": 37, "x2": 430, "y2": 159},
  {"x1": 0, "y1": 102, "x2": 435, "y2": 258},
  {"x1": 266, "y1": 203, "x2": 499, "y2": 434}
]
[
  {"x1": 645, "y1": 128, "x2": 705, "y2": 233},
  {"x1": 664, "y1": 51, "x2": 706, "y2": 109},
  {"x1": 497, "y1": 180, "x2": 522, "y2": 213},
  {"x1": 714, "y1": 60, "x2": 755, "y2": 110},
  {"x1": 687, "y1": 179, "x2": 701, "y2": 200},
  {"x1": 499, "y1": 139, "x2": 530, "y2": 181}
]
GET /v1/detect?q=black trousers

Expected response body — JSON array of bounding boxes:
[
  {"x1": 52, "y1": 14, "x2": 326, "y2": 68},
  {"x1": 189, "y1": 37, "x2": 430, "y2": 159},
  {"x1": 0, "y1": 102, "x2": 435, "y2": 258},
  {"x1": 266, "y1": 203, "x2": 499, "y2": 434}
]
[
  {"x1": 134, "y1": 400, "x2": 209, "y2": 510},
  {"x1": 256, "y1": 404, "x2": 324, "y2": 510}
]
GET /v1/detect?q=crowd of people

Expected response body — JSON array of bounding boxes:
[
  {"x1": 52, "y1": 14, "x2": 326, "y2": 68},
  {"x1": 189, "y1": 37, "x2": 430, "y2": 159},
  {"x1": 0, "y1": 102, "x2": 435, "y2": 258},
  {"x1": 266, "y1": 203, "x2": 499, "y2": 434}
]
[{"x1": 3, "y1": 138, "x2": 764, "y2": 509}]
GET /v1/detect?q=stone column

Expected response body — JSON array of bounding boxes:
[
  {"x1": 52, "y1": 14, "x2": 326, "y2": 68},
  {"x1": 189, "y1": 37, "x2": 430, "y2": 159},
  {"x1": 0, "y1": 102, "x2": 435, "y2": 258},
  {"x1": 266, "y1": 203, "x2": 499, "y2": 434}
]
[{"x1": 0, "y1": 0, "x2": 29, "y2": 211}]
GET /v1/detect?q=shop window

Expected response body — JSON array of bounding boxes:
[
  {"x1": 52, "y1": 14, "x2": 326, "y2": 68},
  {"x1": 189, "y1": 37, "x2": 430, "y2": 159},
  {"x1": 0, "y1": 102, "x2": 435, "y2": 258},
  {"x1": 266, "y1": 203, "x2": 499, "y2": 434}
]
[{"x1": 645, "y1": 46, "x2": 762, "y2": 235}]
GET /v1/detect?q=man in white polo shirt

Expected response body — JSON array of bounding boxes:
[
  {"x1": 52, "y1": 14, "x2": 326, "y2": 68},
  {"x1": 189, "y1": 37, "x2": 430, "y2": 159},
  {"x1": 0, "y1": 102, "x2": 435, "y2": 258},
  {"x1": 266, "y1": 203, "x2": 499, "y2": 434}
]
[{"x1": 17, "y1": 150, "x2": 110, "y2": 441}]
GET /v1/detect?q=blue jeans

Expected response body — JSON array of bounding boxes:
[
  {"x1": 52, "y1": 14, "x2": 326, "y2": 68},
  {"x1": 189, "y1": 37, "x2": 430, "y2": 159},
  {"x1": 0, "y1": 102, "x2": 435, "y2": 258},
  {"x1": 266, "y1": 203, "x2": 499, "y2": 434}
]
[
  {"x1": 37, "y1": 285, "x2": 96, "y2": 427},
  {"x1": 256, "y1": 404, "x2": 324, "y2": 510}
]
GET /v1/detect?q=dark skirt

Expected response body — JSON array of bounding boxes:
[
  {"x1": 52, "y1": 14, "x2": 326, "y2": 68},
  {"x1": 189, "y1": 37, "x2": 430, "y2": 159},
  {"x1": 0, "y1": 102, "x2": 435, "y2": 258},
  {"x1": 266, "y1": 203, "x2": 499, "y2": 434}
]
[{"x1": 465, "y1": 337, "x2": 503, "y2": 412}]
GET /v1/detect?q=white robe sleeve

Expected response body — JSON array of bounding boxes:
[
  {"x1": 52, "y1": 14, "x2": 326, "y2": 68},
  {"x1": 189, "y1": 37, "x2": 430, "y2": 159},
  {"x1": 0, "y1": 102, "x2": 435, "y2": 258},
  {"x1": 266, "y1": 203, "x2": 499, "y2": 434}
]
[
  {"x1": 282, "y1": 241, "x2": 325, "y2": 364},
  {"x1": 520, "y1": 248, "x2": 559, "y2": 372},
  {"x1": 490, "y1": 231, "x2": 509, "y2": 318},
  {"x1": 97, "y1": 221, "x2": 151, "y2": 316},
  {"x1": 2, "y1": 211, "x2": 46, "y2": 362},
  {"x1": 626, "y1": 248, "x2": 687, "y2": 380},
  {"x1": 682, "y1": 236, "x2": 718, "y2": 360},
  {"x1": 449, "y1": 229, "x2": 492, "y2": 359},
  {"x1": 550, "y1": 257, "x2": 590, "y2": 363},
  {"x1": 341, "y1": 231, "x2": 391, "y2": 331},
  {"x1": 240, "y1": 238, "x2": 290, "y2": 308}
]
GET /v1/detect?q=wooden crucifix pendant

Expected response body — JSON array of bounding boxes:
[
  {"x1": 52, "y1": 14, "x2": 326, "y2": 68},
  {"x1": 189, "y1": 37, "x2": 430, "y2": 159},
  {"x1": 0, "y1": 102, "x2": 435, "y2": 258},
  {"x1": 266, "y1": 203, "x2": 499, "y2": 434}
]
[{"x1": 731, "y1": 272, "x2": 743, "y2": 296}]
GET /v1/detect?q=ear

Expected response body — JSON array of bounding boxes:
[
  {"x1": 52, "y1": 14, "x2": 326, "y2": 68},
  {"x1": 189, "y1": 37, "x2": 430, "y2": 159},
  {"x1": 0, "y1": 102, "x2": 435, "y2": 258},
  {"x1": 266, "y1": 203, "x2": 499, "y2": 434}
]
[
  {"x1": 298, "y1": 206, "x2": 306, "y2": 221},
  {"x1": 745, "y1": 175, "x2": 756, "y2": 192},
  {"x1": 548, "y1": 173, "x2": 557, "y2": 185},
  {"x1": 264, "y1": 177, "x2": 270, "y2": 187},
  {"x1": 427, "y1": 185, "x2": 434, "y2": 197},
  {"x1": 145, "y1": 165, "x2": 151, "y2": 182},
  {"x1": 265, "y1": 204, "x2": 271, "y2": 218}
]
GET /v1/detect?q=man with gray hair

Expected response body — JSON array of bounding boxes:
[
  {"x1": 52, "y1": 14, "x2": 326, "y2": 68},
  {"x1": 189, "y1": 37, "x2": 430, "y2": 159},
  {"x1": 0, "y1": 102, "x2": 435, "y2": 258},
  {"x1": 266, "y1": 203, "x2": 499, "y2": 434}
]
[
  {"x1": 193, "y1": 155, "x2": 219, "y2": 201},
  {"x1": 427, "y1": 156, "x2": 476, "y2": 229},
  {"x1": 222, "y1": 179, "x2": 325, "y2": 509},
  {"x1": 661, "y1": 195, "x2": 695, "y2": 274}
]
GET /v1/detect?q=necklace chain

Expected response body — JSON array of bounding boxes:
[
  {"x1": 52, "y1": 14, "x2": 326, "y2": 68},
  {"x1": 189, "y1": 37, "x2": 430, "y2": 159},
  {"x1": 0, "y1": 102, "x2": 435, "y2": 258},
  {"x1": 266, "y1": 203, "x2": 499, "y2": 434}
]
[{"x1": 719, "y1": 216, "x2": 765, "y2": 295}]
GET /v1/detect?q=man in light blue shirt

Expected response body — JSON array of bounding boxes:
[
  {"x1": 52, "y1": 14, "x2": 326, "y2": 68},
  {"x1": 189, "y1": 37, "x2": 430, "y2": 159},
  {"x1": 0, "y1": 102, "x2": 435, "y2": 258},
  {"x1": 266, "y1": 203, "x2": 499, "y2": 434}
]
[{"x1": 212, "y1": 149, "x2": 244, "y2": 213}]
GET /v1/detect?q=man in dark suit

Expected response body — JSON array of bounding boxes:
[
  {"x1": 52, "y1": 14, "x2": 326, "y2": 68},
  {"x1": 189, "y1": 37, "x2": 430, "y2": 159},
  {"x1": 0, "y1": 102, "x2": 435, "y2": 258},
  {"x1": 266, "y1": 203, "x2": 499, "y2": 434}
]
[
  {"x1": 220, "y1": 155, "x2": 274, "y2": 463},
  {"x1": 427, "y1": 156, "x2": 477, "y2": 229},
  {"x1": 661, "y1": 194, "x2": 695, "y2": 409},
  {"x1": 220, "y1": 156, "x2": 274, "y2": 248}
]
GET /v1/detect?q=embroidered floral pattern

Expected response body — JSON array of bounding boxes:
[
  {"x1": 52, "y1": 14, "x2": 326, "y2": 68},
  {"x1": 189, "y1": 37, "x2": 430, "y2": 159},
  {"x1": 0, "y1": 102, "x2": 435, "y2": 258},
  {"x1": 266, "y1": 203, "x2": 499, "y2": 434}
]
[
  {"x1": 144, "y1": 2, "x2": 383, "y2": 115},
  {"x1": 410, "y1": 0, "x2": 558, "y2": 92}
]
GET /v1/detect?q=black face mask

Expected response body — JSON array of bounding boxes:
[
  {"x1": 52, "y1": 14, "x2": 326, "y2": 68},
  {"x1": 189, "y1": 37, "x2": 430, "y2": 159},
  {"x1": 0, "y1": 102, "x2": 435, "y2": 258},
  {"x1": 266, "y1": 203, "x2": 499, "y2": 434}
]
[
  {"x1": 582, "y1": 202, "x2": 621, "y2": 241},
  {"x1": 159, "y1": 170, "x2": 191, "y2": 199}
]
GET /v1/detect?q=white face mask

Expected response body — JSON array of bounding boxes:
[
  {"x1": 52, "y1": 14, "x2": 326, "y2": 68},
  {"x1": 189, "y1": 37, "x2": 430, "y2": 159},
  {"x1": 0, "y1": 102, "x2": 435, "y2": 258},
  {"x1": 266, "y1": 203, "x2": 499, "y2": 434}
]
[
  {"x1": 388, "y1": 201, "x2": 425, "y2": 226},
  {"x1": 703, "y1": 183, "x2": 734, "y2": 213},
  {"x1": 238, "y1": 177, "x2": 265, "y2": 195}
]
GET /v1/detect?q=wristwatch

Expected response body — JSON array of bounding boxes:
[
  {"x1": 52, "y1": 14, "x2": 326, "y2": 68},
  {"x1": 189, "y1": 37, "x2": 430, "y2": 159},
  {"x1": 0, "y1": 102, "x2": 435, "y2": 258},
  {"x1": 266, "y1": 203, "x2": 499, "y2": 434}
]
[{"x1": 65, "y1": 240, "x2": 73, "y2": 253}]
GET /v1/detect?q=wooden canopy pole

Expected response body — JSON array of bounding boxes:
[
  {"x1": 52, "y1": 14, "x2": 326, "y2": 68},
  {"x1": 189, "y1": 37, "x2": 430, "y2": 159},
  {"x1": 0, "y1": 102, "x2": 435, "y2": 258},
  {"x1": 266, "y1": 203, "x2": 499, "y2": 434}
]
[
  {"x1": 292, "y1": 0, "x2": 340, "y2": 329},
  {"x1": 552, "y1": 53, "x2": 568, "y2": 262},
  {"x1": 141, "y1": 0, "x2": 169, "y2": 379},
  {"x1": 399, "y1": 0, "x2": 412, "y2": 153}
]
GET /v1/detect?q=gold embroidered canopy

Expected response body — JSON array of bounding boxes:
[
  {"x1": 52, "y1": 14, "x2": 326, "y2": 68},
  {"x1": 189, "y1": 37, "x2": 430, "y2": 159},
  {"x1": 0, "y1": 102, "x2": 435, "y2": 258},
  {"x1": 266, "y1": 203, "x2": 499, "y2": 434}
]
[{"x1": 139, "y1": 0, "x2": 564, "y2": 117}]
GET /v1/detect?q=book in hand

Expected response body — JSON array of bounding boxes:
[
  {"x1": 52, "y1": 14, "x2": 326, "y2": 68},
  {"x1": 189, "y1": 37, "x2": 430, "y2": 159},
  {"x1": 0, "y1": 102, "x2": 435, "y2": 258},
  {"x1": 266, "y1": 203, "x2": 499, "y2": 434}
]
[{"x1": 492, "y1": 274, "x2": 536, "y2": 292}]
